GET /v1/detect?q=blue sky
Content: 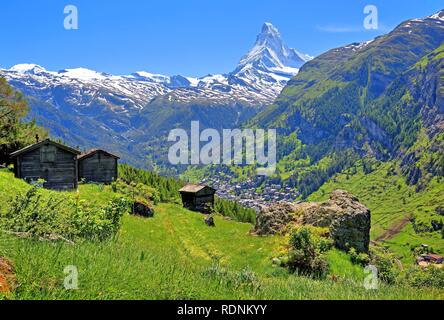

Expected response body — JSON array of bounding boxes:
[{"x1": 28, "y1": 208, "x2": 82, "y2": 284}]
[{"x1": 0, "y1": 0, "x2": 442, "y2": 77}]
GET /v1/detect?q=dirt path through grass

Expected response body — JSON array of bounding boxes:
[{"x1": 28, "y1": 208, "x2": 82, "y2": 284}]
[{"x1": 374, "y1": 216, "x2": 411, "y2": 242}]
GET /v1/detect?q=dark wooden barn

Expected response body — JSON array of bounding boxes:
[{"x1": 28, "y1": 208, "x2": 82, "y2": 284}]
[
  {"x1": 10, "y1": 139, "x2": 80, "y2": 190},
  {"x1": 77, "y1": 149, "x2": 119, "y2": 184},
  {"x1": 179, "y1": 184, "x2": 216, "y2": 213}
]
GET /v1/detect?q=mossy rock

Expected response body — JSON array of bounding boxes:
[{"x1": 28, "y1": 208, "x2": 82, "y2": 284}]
[{"x1": 132, "y1": 198, "x2": 154, "y2": 218}]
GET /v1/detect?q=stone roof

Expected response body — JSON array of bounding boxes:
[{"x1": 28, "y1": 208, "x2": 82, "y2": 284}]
[
  {"x1": 77, "y1": 149, "x2": 120, "y2": 160},
  {"x1": 179, "y1": 184, "x2": 215, "y2": 193},
  {"x1": 10, "y1": 139, "x2": 81, "y2": 157}
]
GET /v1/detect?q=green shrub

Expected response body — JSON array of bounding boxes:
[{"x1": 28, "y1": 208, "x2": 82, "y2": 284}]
[
  {"x1": 286, "y1": 226, "x2": 332, "y2": 278},
  {"x1": 411, "y1": 244, "x2": 434, "y2": 256},
  {"x1": 369, "y1": 247, "x2": 399, "y2": 284},
  {"x1": 111, "y1": 179, "x2": 160, "y2": 205},
  {"x1": 69, "y1": 196, "x2": 129, "y2": 241},
  {"x1": 0, "y1": 185, "x2": 129, "y2": 242},
  {"x1": 403, "y1": 267, "x2": 444, "y2": 289},
  {"x1": 411, "y1": 215, "x2": 443, "y2": 234},
  {"x1": 348, "y1": 248, "x2": 370, "y2": 266},
  {"x1": 202, "y1": 263, "x2": 261, "y2": 292}
]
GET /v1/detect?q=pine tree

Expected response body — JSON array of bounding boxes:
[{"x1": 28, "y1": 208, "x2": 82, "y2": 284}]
[{"x1": 0, "y1": 77, "x2": 47, "y2": 164}]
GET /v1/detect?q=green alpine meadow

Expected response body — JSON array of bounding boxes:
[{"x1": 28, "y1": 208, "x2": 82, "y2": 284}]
[
  {"x1": 0, "y1": 2, "x2": 443, "y2": 303},
  {"x1": 1, "y1": 169, "x2": 443, "y2": 300}
]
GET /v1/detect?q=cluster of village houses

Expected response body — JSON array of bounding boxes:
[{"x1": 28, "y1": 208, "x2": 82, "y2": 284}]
[{"x1": 201, "y1": 175, "x2": 299, "y2": 212}]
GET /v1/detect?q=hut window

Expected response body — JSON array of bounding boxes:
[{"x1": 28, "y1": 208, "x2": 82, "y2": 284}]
[{"x1": 40, "y1": 145, "x2": 57, "y2": 163}]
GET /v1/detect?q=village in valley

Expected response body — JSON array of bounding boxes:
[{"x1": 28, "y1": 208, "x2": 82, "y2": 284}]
[{"x1": 201, "y1": 174, "x2": 300, "y2": 212}]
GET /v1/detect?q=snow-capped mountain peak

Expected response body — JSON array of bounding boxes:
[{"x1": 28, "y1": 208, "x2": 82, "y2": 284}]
[
  {"x1": 0, "y1": 22, "x2": 314, "y2": 167},
  {"x1": 260, "y1": 22, "x2": 281, "y2": 38},
  {"x1": 9, "y1": 64, "x2": 48, "y2": 74},
  {"x1": 9, "y1": 65, "x2": 113, "y2": 81},
  {"x1": 0, "y1": 22, "x2": 313, "y2": 150},
  {"x1": 235, "y1": 22, "x2": 312, "y2": 79},
  {"x1": 428, "y1": 9, "x2": 444, "y2": 21}
]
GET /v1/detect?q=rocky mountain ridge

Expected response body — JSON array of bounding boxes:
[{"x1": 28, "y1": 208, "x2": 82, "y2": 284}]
[{"x1": 0, "y1": 23, "x2": 311, "y2": 166}]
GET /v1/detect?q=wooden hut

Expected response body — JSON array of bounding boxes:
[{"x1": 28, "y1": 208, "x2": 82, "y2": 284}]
[
  {"x1": 10, "y1": 139, "x2": 80, "y2": 190},
  {"x1": 77, "y1": 149, "x2": 119, "y2": 184},
  {"x1": 179, "y1": 184, "x2": 216, "y2": 213}
]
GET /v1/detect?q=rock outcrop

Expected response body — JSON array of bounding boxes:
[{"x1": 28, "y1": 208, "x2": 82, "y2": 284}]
[
  {"x1": 326, "y1": 190, "x2": 371, "y2": 253},
  {"x1": 254, "y1": 202, "x2": 301, "y2": 235},
  {"x1": 254, "y1": 190, "x2": 371, "y2": 252}
]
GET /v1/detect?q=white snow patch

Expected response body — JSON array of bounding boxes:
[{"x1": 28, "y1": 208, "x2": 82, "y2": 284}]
[
  {"x1": 269, "y1": 66, "x2": 300, "y2": 76},
  {"x1": 132, "y1": 71, "x2": 170, "y2": 83},
  {"x1": 9, "y1": 64, "x2": 46, "y2": 73},
  {"x1": 59, "y1": 68, "x2": 107, "y2": 80},
  {"x1": 345, "y1": 39, "x2": 374, "y2": 51},
  {"x1": 429, "y1": 11, "x2": 444, "y2": 21},
  {"x1": 186, "y1": 77, "x2": 200, "y2": 87}
]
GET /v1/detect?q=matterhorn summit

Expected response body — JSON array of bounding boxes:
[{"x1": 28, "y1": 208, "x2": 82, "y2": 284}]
[{"x1": 233, "y1": 22, "x2": 312, "y2": 79}]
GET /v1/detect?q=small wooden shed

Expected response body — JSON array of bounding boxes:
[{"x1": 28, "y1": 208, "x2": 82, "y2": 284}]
[
  {"x1": 77, "y1": 149, "x2": 119, "y2": 184},
  {"x1": 179, "y1": 184, "x2": 216, "y2": 213},
  {"x1": 10, "y1": 139, "x2": 80, "y2": 190}
]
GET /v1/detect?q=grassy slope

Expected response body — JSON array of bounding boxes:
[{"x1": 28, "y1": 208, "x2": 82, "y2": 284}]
[
  {"x1": 308, "y1": 162, "x2": 444, "y2": 264},
  {"x1": 1, "y1": 170, "x2": 443, "y2": 299}
]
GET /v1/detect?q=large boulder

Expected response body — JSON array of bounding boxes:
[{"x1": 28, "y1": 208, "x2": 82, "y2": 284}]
[
  {"x1": 254, "y1": 190, "x2": 371, "y2": 252},
  {"x1": 326, "y1": 190, "x2": 371, "y2": 253},
  {"x1": 254, "y1": 202, "x2": 301, "y2": 235}
]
